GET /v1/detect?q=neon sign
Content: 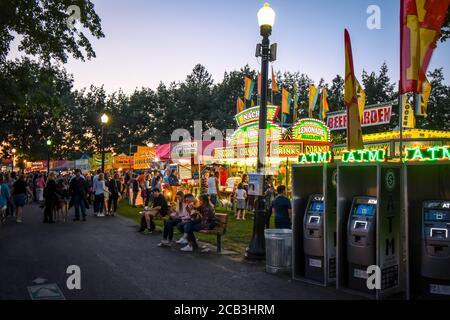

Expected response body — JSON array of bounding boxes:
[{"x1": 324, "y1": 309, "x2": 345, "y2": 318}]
[
  {"x1": 404, "y1": 146, "x2": 450, "y2": 162},
  {"x1": 342, "y1": 149, "x2": 386, "y2": 163},
  {"x1": 292, "y1": 118, "x2": 330, "y2": 142},
  {"x1": 299, "y1": 151, "x2": 333, "y2": 164},
  {"x1": 235, "y1": 106, "x2": 279, "y2": 127}
]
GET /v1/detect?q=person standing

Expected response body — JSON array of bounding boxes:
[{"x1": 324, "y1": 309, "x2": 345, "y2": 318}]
[
  {"x1": 207, "y1": 171, "x2": 219, "y2": 207},
  {"x1": 43, "y1": 172, "x2": 57, "y2": 223},
  {"x1": 92, "y1": 169, "x2": 101, "y2": 215},
  {"x1": 264, "y1": 176, "x2": 276, "y2": 228},
  {"x1": 108, "y1": 173, "x2": 121, "y2": 216},
  {"x1": 69, "y1": 169, "x2": 89, "y2": 221},
  {"x1": 0, "y1": 175, "x2": 11, "y2": 223},
  {"x1": 271, "y1": 185, "x2": 292, "y2": 229},
  {"x1": 35, "y1": 174, "x2": 45, "y2": 203},
  {"x1": 144, "y1": 174, "x2": 152, "y2": 206},
  {"x1": 168, "y1": 169, "x2": 179, "y2": 202},
  {"x1": 94, "y1": 173, "x2": 108, "y2": 217},
  {"x1": 12, "y1": 175, "x2": 31, "y2": 223},
  {"x1": 131, "y1": 174, "x2": 140, "y2": 208},
  {"x1": 235, "y1": 183, "x2": 247, "y2": 220}
]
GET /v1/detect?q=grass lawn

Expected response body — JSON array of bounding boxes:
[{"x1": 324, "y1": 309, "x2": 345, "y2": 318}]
[{"x1": 116, "y1": 201, "x2": 273, "y2": 255}]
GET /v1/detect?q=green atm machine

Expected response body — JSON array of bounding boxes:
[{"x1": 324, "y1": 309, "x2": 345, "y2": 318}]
[
  {"x1": 336, "y1": 149, "x2": 405, "y2": 300},
  {"x1": 292, "y1": 151, "x2": 337, "y2": 286}
]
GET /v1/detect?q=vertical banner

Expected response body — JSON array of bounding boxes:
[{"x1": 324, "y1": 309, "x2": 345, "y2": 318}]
[
  {"x1": 402, "y1": 96, "x2": 416, "y2": 129},
  {"x1": 309, "y1": 84, "x2": 319, "y2": 118},
  {"x1": 344, "y1": 29, "x2": 364, "y2": 150}
]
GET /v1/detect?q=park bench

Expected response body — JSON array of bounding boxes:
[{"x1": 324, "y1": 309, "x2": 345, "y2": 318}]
[{"x1": 199, "y1": 213, "x2": 228, "y2": 253}]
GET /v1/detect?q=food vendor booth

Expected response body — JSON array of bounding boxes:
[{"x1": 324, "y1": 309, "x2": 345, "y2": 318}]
[{"x1": 213, "y1": 105, "x2": 332, "y2": 195}]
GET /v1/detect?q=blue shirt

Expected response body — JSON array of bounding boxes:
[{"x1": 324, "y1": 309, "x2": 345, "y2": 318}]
[
  {"x1": 0, "y1": 183, "x2": 11, "y2": 208},
  {"x1": 271, "y1": 195, "x2": 292, "y2": 229}
]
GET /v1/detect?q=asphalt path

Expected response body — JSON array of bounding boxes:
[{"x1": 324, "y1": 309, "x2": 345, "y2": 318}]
[{"x1": 0, "y1": 203, "x2": 356, "y2": 300}]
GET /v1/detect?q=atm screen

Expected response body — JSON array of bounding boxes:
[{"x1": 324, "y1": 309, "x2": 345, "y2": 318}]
[
  {"x1": 424, "y1": 210, "x2": 450, "y2": 222},
  {"x1": 355, "y1": 204, "x2": 375, "y2": 216},
  {"x1": 309, "y1": 201, "x2": 324, "y2": 213}
]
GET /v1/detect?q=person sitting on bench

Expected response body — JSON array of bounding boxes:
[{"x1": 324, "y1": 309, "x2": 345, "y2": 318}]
[
  {"x1": 158, "y1": 192, "x2": 195, "y2": 247},
  {"x1": 180, "y1": 194, "x2": 217, "y2": 252},
  {"x1": 141, "y1": 188, "x2": 168, "y2": 235}
]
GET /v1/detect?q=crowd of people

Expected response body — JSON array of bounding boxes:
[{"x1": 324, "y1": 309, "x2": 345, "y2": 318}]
[{"x1": 0, "y1": 165, "x2": 292, "y2": 253}]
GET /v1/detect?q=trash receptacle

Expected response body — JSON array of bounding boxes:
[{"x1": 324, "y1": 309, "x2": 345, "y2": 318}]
[{"x1": 265, "y1": 229, "x2": 292, "y2": 274}]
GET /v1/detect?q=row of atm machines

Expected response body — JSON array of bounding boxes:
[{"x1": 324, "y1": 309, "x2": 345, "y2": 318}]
[{"x1": 299, "y1": 193, "x2": 450, "y2": 298}]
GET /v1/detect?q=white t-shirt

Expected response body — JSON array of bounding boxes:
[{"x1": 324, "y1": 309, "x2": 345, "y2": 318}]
[
  {"x1": 208, "y1": 177, "x2": 217, "y2": 194},
  {"x1": 235, "y1": 189, "x2": 247, "y2": 200}
]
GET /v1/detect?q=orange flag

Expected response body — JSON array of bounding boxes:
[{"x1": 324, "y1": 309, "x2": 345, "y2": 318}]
[
  {"x1": 400, "y1": 0, "x2": 450, "y2": 94},
  {"x1": 257, "y1": 72, "x2": 262, "y2": 96},
  {"x1": 344, "y1": 29, "x2": 364, "y2": 150},
  {"x1": 271, "y1": 67, "x2": 278, "y2": 93},
  {"x1": 236, "y1": 97, "x2": 245, "y2": 113}
]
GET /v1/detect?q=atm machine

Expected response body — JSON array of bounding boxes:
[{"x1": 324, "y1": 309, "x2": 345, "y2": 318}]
[
  {"x1": 420, "y1": 201, "x2": 450, "y2": 298},
  {"x1": 347, "y1": 197, "x2": 377, "y2": 293},
  {"x1": 303, "y1": 195, "x2": 325, "y2": 282}
]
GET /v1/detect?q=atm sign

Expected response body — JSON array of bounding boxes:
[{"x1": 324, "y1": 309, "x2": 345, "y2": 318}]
[{"x1": 404, "y1": 146, "x2": 450, "y2": 162}]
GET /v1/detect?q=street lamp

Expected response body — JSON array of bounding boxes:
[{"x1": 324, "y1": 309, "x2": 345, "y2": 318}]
[
  {"x1": 101, "y1": 113, "x2": 109, "y2": 173},
  {"x1": 11, "y1": 148, "x2": 16, "y2": 173},
  {"x1": 46, "y1": 139, "x2": 52, "y2": 175},
  {"x1": 246, "y1": 2, "x2": 276, "y2": 260}
]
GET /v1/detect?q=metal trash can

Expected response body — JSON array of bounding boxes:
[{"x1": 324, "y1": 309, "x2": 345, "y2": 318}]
[{"x1": 264, "y1": 229, "x2": 292, "y2": 274}]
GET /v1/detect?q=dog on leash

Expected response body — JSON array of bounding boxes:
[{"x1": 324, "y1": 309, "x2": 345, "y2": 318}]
[{"x1": 53, "y1": 198, "x2": 69, "y2": 223}]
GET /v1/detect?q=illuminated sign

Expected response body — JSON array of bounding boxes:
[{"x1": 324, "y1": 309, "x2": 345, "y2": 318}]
[
  {"x1": 342, "y1": 149, "x2": 386, "y2": 163},
  {"x1": 404, "y1": 146, "x2": 450, "y2": 162},
  {"x1": 304, "y1": 145, "x2": 330, "y2": 154},
  {"x1": 292, "y1": 118, "x2": 330, "y2": 142},
  {"x1": 113, "y1": 155, "x2": 133, "y2": 169},
  {"x1": 299, "y1": 151, "x2": 333, "y2": 164},
  {"x1": 235, "y1": 105, "x2": 279, "y2": 127},
  {"x1": 215, "y1": 142, "x2": 303, "y2": 160},
  {"x1": 327, "y1": 104, "x2": 392, "y2": 131},
  {"x1": 230, "y1": 122, "x2": 282, "y2": 146}
]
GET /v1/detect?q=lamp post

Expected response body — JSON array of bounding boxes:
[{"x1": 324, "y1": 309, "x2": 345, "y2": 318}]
[
  {"x1": 46, "y1": 139, "x2": 52, "y2": 175},
  {"x1": 246, "y1": 3, "x2": 276, "y2": 260},
  {"x1": 101, "y1": 113, "x2": 109, "y2": 173},
  {"x1": 11, "y1": 148, "x2": 16, "y2": 173}
]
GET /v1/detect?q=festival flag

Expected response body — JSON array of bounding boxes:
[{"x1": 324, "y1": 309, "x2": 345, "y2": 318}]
[
  {"x1": 251, "y1": 99, "x2": 255, "y2": 107},
  {"x1": 356, "y1": 79, "x2": 366, "y2": 121},
  {"x1": 271, "y1": 67, "x2": 279, "y2": 92},
  {"x1": 308, "y1": 84, "x2": 320, "y2": 118},
  {"x1": 400, "y1": 0, "x2": 450, "y2": 94},
  {"x1": 344, "y1": 29, "x2": 364, "y2": 150},
  {"x1": 236, "y1": 97, "x2": 245, "y2": 113},
  {"x1": 281, "y1": 88, "x2": 292, "y2": 115},
  {"x1": 421, "y1": 78, "x2": 432, "y2": 117},
  {"x1": 293, "y1": 84, "x2": 299, "y2": 122},
  {"x1": 320, "y1": 87, "x2": 330, "y2": 120},
  {"x1": 402, "y1": 95, "x2": 416, "y2": 128},
  {"x1": 257, "y1": 73, "x2": 262, "y2": 97},
  {"x1": 244, "y1": 76, "x2": 255, "y2": 101}
]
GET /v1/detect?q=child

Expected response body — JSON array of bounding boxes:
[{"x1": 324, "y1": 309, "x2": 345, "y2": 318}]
[{"x1": 235, "y1": 183, "x2": 247, "y2": 220}]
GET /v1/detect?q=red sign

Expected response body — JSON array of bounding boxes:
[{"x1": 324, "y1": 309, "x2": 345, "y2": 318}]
[{"x1": 326, "y1": 105, "x2": 392, "y2": 131}]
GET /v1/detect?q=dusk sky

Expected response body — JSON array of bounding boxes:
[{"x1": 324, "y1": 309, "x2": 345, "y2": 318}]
[{"x1": 10, "y1": 0, "x2": 450, "y2": 93}]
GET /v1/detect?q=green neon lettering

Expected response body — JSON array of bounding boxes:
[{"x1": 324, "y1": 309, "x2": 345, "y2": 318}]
[
  {"x1": 344, "y1": 151, "x2": 356, "y2": 162},
  {"x1": 409, "y1": 148, "x2": 424, "y2": 161},
  {"x1": 441, "y1": 146, "x2": 450, "y2": 160},
  {"x1": 310, "y1": 153, "x2": 317, "y2": 163},
  {"x1": 367, "y1": 150, "x2": 379, "y2": 162},
  {"x1": 356, "y1": 150, "x2": 366, "y2": 162},
  {"x1": 317, "y1": 152, "x2": 329, "y2": 163},
  {"x1": 299, "y1": 154, "x2": 308, "y2": 163},
  {"x1": 427, "y1": 147, "x2": 441, "y2": 161}
]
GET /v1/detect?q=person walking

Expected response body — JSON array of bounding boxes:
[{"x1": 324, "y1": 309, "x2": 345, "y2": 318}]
[
  {"x1": 12, "y1": 174, "x2": 31, "y2": 223},
  {"x1": 207, "y1": 171, "x2": 219, "y2": 207},
  {"x1": 0, "y1": 175, "x2": 11, "y2": 224},
  {"x1": 43, "y1": 172, "x2": 57, "y2": 223},
  {"x1": 108, "y1": 173, "x2": 121, "y2": 216},
  {"x1": 69, "y1": 169, "x2": 89, "y2": 221}
]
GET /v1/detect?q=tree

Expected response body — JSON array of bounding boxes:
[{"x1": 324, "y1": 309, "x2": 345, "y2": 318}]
[{"x1": 0, "y1": 0, "x2": 104, "y2": 64}]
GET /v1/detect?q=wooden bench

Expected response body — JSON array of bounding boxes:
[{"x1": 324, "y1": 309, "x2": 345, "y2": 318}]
[{"x1": 199, "y1": 213, "x2": 228, "y2": 253}]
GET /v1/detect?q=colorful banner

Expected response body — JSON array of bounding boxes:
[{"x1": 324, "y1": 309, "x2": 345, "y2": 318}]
[
  {"x1": 113, "y1": 154, "x2": 133, "y2": 170},
  {"x1": 89, "y1": 153, "x2": 113, "y2": 171},
  {"x1": 133, "y1": 152, "x2": 153, "y2": 170},
  {"x1": 244, "y1": 76, "x2": 255, "y2": 101},
  {"x1": 400, "y1": 0, "x2": 450, "y2": 94},
  {"x1": 326, "y1": 104, "x2": 392, "y2": 131},
  {"x1": 281, "y1": 88, "x2": 292, "y2": 115},
  {"x1": 271, "y1": 67, "x2": 278, "y2": 93},
  {"x1": 356, "y1": 79, "x2": 366, "y2": 121},
  {"x1": 320, "y1": 87, "x2": 329, "y2": 120},
  {"x1": 309, "y1": 84, "x2": 319, "y2": 118},
  {"x1": 402, "y1": 96, "x2": 416, "y2": 129},
  {"x1": 344, "y1": 29, "x2": 364, "y2": 150},
  {"x1": 236, "y1": 97, "x2": 245, "y2": 113}
]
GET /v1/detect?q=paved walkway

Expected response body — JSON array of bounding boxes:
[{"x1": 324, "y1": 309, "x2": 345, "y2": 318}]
[{"x1": 0, "y1": 203, "x2": 355, "y2": 300}]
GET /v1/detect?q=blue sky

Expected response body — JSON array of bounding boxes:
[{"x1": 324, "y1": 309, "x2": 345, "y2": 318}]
[{"x1": 11, "y1": 0, "x2": 450, "y2": 93}]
